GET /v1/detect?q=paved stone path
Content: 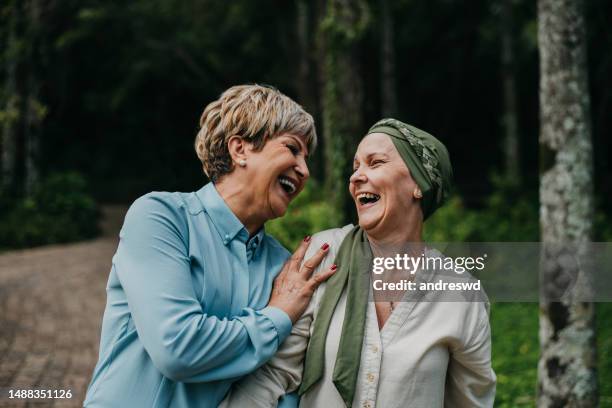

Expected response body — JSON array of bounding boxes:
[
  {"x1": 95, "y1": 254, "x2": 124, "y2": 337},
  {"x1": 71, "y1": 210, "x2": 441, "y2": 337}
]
[{"x1": 0, "y1": 206, "x2": 127, "y2": 408}]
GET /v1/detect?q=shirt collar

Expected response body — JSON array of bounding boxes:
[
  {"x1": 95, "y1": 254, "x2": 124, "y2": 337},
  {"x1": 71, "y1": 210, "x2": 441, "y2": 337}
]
[
  {"x1": 196, "y1": 183, "x2": 249, "y2": 245},
  {"x1": 246, "y1": 228, "x2": 266, "y2": 261},
  {"x1": 196, "y1": 182, "x2": 253, "y2": 245},
  {"x1": 250, "y1": 228, "x2": 265, "y2": 246}
]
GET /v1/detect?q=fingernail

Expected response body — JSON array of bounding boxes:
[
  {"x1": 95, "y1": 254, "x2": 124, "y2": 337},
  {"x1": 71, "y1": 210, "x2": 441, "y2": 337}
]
[
  {"x1": 331, "y1": 264, "x2": 337, "y2": 270},
  {"x1": 321, "y1": 243, "x2": 329, "y2": 250},
  {"x1": 304, "y1": 235, "x2": 311, "y2": 242}
]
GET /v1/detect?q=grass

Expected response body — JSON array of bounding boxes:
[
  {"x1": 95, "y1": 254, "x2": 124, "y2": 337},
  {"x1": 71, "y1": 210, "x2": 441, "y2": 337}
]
[{"x1": 491, "y1": 303, "x2": 612, "y2": 407}]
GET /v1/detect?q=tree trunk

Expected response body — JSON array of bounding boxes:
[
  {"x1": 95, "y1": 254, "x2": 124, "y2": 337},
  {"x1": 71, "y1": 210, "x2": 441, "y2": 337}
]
[
  {"x1": 295, "y1": 0, "x2": 326, "y2": 181},
  {"x1": 537, "y1": 0, "x2": 598, "y2": 406},
  {"x1": 24, "y1": 0, "x2": 46, "y2": 194},
  {"x1": 2, "y1": 0, "x2": 21, "y2": 192},
  {"x1": 296, "y1": 0, "x2": 313, "y2": 111},
  {"x1": 318, "y1": 0, "x2": 370, "y2": 223},
  {"x1": 500, "y1": 0, "x2": 520, "y2": 183},
  {"x1": 379, "y1": 0, "x2": 397, "y2": 117}
]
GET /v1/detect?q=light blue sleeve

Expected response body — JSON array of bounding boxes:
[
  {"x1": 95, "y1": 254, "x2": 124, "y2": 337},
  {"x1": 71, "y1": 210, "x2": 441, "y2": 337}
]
[{"x1": 115, "y1": 194, "x2": 292, "y2": 383}]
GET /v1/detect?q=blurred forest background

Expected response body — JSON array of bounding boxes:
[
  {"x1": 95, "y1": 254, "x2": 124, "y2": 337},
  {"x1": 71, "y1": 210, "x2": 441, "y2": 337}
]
[
  {"x1": 1, "y1": 0, "x2": 611, "y2": 406},
  {"x1": 1, "y1": 0, "x2": 612, "y2": 245}
]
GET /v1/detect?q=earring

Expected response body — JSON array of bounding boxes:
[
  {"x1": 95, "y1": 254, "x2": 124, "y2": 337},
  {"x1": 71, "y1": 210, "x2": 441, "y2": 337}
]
[
  {"x1": 238, "y1": 159, "x2": 247, "y2": 167},
  {"x1": 413, "y1": 188, "x2": 422, "y2": 199}
]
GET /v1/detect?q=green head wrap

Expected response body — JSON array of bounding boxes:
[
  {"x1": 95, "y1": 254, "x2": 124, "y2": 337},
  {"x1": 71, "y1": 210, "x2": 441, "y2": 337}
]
[
  {"x1": 366, "y1": 118, "x2": 453, "y2": 220},
  {"x1": 299, "y1": 119, "x2": 453, "y2": 406}
]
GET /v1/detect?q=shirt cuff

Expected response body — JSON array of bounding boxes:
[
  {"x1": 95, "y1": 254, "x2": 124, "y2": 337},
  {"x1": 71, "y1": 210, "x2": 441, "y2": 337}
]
[{"x1": 260, "y1": 306, "x2": 292, "y2": 344}]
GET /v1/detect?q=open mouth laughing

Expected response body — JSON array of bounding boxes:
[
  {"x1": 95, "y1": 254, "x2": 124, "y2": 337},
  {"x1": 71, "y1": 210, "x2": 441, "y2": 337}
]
[
  {"x1": 356, "y1": 192, "x2": 381, "y2": 206},
  {"x1": 278, "y1": 175, "x2": 298, "y2": 195}
]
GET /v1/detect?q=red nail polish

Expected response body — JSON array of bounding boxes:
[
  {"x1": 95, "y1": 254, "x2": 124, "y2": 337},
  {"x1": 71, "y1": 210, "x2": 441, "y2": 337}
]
[
  {"x1": 331, "y1": 264, "x2": 337, "y2": 270},
  {"x1": 321, "y1": 243, "x2": 329, "y2": 250},
  {"x1": 304, "y1": 235, "x2": 311, "y2": 242}
]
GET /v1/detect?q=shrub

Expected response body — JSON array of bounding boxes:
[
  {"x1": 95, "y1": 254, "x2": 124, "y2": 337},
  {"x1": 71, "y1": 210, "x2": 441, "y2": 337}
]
[
  {"x1": 595, "y1": 212, "x2": 612, "y2": 241},
  {"x1": 0, "y1": 172, "x2": 99, "y2": 249},
  {"x1": 423, "y1": 196, "x2": 483, "y2": 242},
  {"x1": 425, "y1": 174, "x2": 611, "y2": 243},
  {"x1": 266, "y1": 181, "x2": 342, "y2": 250},
  {"x1": 425, "y1": 175, "x2": 539, "y2": 242}
]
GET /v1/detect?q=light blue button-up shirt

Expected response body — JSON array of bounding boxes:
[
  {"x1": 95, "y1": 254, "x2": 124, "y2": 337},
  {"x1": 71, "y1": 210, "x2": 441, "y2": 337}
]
[{"x1": 84, "y1": 183, "x2": 293, "y2": 407}]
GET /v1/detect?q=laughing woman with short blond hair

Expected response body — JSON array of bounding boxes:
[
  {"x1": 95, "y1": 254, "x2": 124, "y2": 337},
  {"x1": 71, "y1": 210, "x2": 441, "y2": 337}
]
[{"x1": 84, "y1": 85, "x2": 336, "y2": 407}]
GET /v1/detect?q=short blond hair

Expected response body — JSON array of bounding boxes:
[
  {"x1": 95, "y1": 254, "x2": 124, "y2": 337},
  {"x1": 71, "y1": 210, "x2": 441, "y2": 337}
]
[{"x1": 195, "y1": 85, "x2": 317, "y2": 182}]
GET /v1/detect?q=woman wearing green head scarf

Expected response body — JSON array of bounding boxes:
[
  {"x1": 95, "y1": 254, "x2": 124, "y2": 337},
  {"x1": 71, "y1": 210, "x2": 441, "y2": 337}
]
[{"x1": 221, "y1": 119, "x2": 496, "y2": 408}]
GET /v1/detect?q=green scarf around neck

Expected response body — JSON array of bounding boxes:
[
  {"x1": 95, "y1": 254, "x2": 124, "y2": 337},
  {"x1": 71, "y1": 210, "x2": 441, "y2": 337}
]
[{"x1": 299, "y1": 226, "x2": 370, "y2": 406}]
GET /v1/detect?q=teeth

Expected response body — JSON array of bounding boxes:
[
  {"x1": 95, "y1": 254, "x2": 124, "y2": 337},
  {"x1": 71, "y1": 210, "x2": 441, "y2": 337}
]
[
  {"x1": 357, "y1": 192, "x2": 380, "y2": 205},
  {"x1": 357, "y1": 193, "x2": 380, "y2": 200},
  {"x1": 279, "y1": 177, "x2": 296, "y2": 194}
]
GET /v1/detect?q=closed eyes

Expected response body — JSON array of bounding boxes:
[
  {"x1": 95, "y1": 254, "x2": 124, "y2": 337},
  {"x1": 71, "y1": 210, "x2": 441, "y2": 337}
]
[
  {"x1": 286, "y1": 144, "x2": 299, "y2": 155},
  {"x1": 353, "y1": 158, "x2": 386, "y2": 171}
]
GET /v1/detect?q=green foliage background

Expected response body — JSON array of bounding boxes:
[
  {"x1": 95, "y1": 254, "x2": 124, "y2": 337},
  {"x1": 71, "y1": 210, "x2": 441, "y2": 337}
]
[{"x1": 0, "y1": 172, "x2": 98, "y2": 249}]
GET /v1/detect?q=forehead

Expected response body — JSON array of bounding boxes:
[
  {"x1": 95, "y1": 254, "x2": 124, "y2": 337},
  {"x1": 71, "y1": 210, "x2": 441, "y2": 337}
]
[{"x1": 355, "y1": 132, "x2": 397, "y2": 158}]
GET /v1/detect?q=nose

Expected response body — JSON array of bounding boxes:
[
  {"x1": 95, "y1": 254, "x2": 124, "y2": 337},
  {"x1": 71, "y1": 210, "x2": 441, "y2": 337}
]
[
  {"x1": 349, "y1": 168, "x2": 367, "y2": 184},
  {"x1": 294, "y1": 156, "x2": 310, "y2": 181}
]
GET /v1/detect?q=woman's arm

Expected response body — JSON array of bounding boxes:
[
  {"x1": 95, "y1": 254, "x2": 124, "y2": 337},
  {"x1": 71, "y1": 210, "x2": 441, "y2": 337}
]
[
  {"x1": 218, "y1": 305, "x2": 314, "y2": 407},
  {"x1": 220, "y1": 228, "x2": 349, "y2": 407},
  {"x1": 444, "y1": 303, "x2": 497, "y2": 407},
  {"x1": 116, "y1": 194, "x2": 293, "y2": 383},
  {"x1": 219, "y1": 282, "x2": 321, "y2": 408}
]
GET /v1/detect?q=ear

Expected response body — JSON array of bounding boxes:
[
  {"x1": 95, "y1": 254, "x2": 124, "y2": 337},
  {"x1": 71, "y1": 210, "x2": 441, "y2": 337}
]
[
  {"x1": 413, "y1": 187, "x2": 423, "y2": 199},
  {"x1": 227, "y1": 135, "x2": 248, "y2": 164}
]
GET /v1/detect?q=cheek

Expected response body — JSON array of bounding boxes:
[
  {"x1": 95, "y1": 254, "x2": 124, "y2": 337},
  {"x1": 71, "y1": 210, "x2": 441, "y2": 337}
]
[
  {"x1": 395, "y1": 178, "x2": 414, "y2": 195},
  {"x1": 365, "y1": 170, "x2": 385, "y2": 186},
  {"x1": 272, "y1": 150, "x2": 294, "y2": 168},
  {"x1": 387, "y1": 171, "x2": 414, "y2": 201}
]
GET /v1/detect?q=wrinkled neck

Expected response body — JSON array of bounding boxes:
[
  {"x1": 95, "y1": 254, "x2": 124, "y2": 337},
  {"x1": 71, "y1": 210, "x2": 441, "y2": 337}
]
[
  {"x1": 214, "y1": 175, "x2": 264, "y2": 235},
  {"x1": 365, "y1": 214, "x2": 423, "y2": 247}
]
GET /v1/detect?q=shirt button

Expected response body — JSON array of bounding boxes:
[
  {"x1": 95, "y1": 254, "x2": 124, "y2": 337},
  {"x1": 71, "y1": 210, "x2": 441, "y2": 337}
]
[
  {"x1": 367, "y1": 373, "x2": 375, "y2": 382},
  {"x1": 371, "y1": 345, "x2": 378, "y2": 353},
  {"x1": 363, "y1": 401, "x2": 372, "y2": 408}
]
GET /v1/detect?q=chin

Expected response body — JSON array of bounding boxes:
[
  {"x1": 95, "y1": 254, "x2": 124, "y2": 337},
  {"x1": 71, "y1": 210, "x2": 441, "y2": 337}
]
[
  {"x1": 357, "y1": 207, "x2": 381, "y2": 226},
  {"x1": 269, "y1": 202, "x2": 289, "y2": 219},
  {"x1": 273, "y1": 208, "x2": 288, "y2": 219},
  {"x1": 357, "y1": 216, "x2": 377, "y2": 231}
]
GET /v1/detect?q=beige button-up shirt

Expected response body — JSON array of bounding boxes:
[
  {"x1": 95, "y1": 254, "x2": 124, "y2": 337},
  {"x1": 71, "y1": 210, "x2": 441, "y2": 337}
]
[{"x1": 221, "y1": 226, "x2": 496, "y2": 407}]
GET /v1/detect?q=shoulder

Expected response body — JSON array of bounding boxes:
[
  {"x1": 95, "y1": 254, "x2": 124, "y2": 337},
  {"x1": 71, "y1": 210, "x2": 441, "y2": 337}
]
[
  {"x1": 122, "y1": 191, "x2": 190, "y2": 238},
  {"x1": 128, "y1": 191, "x2": 186, "y2": 211},
  {"x1": 309, "y1": 224, "x2": 354, "y2": 252},
  {"x1": 422, "y1": 248, "x2": 491, "y2": 328},
  {"x1": 307, "y1": 225, "x2": 354, "y2": 307},
  {"x1": 302, "y1": 224, "x2": 355, "y2": 270},
  {"x1": 426, "y1": 248, "x2": 490, "y2": 303},
  {"x1": 264, "y1": 225, "x2": 355, "y2": 261}
]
